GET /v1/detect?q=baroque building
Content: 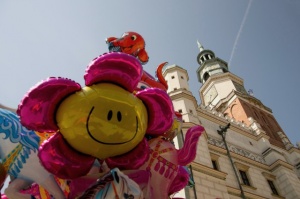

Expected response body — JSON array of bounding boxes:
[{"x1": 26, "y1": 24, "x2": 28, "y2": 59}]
[{"x1": 163, "y1": 42, "x2": 300, "y2": 199}]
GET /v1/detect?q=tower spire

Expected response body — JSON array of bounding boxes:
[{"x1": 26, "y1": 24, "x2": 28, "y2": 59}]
[{"x1": 197, "y1": 40, "x2": 204, "y2": 52}]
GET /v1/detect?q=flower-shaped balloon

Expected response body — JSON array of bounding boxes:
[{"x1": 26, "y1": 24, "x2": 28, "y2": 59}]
[{"x1": 17, "y1": 52, "x2": 174, "y2": 179}]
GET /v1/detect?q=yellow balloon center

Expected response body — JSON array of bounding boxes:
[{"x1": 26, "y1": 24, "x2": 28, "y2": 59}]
[{"x1": 56, "y1": 83, "x2": 148, "y2": 159}]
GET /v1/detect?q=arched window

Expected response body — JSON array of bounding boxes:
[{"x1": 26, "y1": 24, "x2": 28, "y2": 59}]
[{"x1": 203, "y1": 72, "x2": 210, "y2": 82}]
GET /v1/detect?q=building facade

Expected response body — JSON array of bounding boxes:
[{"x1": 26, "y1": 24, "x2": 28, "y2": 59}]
[{"x1": 163, "y1": 43, "x2": 300, "y2": 199}]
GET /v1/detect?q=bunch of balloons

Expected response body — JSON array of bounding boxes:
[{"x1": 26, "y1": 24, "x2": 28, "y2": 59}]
[{"x1": 1, "y1": 31, "x2": 204, "y2": 199}]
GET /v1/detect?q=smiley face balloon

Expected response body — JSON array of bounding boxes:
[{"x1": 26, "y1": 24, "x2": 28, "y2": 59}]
[
  {"x1": 56, "y1": 83, "x2": 148, "y2": 159},
  {"x1": 17, "y1": 52, "x2": 174, "y2": 179}
]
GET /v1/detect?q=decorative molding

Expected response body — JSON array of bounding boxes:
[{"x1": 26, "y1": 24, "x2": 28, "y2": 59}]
[
  {"x1": 163, "y1": 64, "x2": 189, "y2": 79},
  {"x1": 262, "y1": 147, "x2": 282, "y2": 158},
  {"x1": 169, "y1": 90, "x2": 198, "y2": 108},
  {"x1": 200, "y1": 72, "x2": 243, "y2": 93},
  {"x1": 208, "y1": 140, "x2": 272, "y2": 172},
  {"x1": 288, "y1": 146, "x2": 300, "y2": 154},
  {"x1": 197, "y1": 105, "x2": 259, "y2": 138},
  {"x1": 262, "y1": 172, "x2": 276, "y2": 180},
  {"x1": 242, "y1": 184, "x2": 257, "y2": 191},
  {"x1": 237, "y1": 93, "x2": 272, "y2": 113},
  {"x1": 234, "y1": 162, "x2": 250, "y2": 171},
  {"x1": 210, "y1": 152, "x2": 220, "y2": 160},
  {"x1": 207, "y1": 136, "x2": 266, "y2": 164},
  {"x1": 270, "y1": 159, "x2": 294, "y2": 171},
  {"x1": 190, "y1": 162, "x2": 227, "y2": 180},
  {"x1": 227, "y1": 186, "x2": 268, "y2": 199},
  {"x1": 271, "y1": 193, "x2": 285, "y2": 199}
]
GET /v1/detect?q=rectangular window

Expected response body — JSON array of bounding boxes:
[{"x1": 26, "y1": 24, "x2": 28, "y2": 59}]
[
  {"x1": 267, "y1": 180, "x2": 279, "y2": 195},
  {"x1": 212, "y1": 160, "x2": 218, "y2": 170},
  {"x1": 239, "y1": 170, "x2": 251, "y2": 186}
]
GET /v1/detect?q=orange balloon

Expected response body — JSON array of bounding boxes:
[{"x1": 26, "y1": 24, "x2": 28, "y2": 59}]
[{"x1": 106, "y1": 31, "x2": 149, "y2": 64}]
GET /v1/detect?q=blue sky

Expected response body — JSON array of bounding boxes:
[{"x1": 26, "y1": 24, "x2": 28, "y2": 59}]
[{"x1": 1, "y1": 0, "x2": 300, "y2": 148}]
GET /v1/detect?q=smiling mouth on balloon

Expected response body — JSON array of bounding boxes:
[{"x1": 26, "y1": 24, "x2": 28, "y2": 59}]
[{"x1": 86, "y1": 106, "x2": 138, "y2": 145}]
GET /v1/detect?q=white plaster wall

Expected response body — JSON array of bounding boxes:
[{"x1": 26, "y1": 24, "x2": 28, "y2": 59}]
[
  {"x1": 188, "y1": 171, "x2": 230, "y2": 199},
  {"x1": 165, "y1": 69, "x2": 190, "y2": 92},
  {"x1": 178, "y1": 72, "x2": 190, "y2": 91},
  {"x1": 194, "y1": 134, "x2": 213, "y2": 167},
  {"x1": 286, "y1": 150, "x2": 300, "y2": 165},
  {"x1": 214, "y1": 80, "x2": 235, "y2": 99},
  {"x1": 199, "y1": 117, "x2": 223, "y2": 138},
  {"x1": 256, "y1": 136, "x2": 271, "y2": 153},
  {"x1": 224, "y1": 129, "x2": 263, "y2": 155},
  {"x1": 245, "y1": 167, "x2": 273, "y2": 198},
  {"x1": 273, "y1": 167, "x2": 300, "y2": 199},
  {"x1": 172, "y1": 100, "x2": 187, "y2": 113},
  {"x1": 218, "y1": 155, "x2": 239, "y2": 189},
  {"x1": 165, "y1": 71, "x2": 181, "y2": 92},
  {"x1": 264, "y1": 151, "x2": 286, "y2": 165}
]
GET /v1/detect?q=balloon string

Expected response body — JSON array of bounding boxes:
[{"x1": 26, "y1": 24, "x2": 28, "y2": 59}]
[{"x1": 111, "y1": 181, "x2": 119, "y2": 199}]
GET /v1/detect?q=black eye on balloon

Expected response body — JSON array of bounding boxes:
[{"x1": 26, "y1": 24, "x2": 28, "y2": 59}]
[
  {"x1": 131, "y1": 35, "x2": 137, "y2": 40},
  {"x1": 117, "y1": 111, "x2": 122, "y2": 122},
  {"x1": 107, "y1": 110, "x2": 113, "y2": 120}
]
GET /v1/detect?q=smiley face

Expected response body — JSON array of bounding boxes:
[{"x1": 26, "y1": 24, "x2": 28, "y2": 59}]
[{"x1": 56, "y1": 83, "x2": 148, "y2": 159}]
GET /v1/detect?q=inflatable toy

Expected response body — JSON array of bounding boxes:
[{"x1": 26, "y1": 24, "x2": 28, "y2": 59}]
[
  {"x1": 106, "y1": 31, "x2": 168, "y2": 91},
  {"x1": 78, "y1": 168, "x2": 143, "y2": 199},
  {"x1": 17, "y1": 52, "x2": 174, "y2": 181},
  {"x1": 0, "y1": 108, "x2": 68, "y2": 199},
  {"x1": 106, "y1": 31, "x2": 149, "y2": 64}
]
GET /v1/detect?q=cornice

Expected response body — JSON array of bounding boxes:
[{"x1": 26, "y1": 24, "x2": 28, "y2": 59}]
[
  {"x1": 262, "y1": 147, "x2": 282, "y2": 157},
  {"x1": 214, "y1": 90, "x2": 236, "y2": 112},
  {"x1": 262, "y1": 172, "x2": 276, "y2": 180},
  {"x1": 200, "y1": 72, "x2": 243, "y2": 93},
  {"x1": 227, "y1": 186, "x2": 243, "y2": 198},
  {"x1": 197, "y1": 106, "x2": 258, "y2": 140},
  {"x1": 163, "y1": 64, "x2": 189, "y2": 78},
  {"x1": 207, "y1": 141, "x2": 269, "y2": 170},
  {"x1": 269, "y1": 159, "x2": 294, "y2": 171},
  {"x1": 197, "y1": 57, "x2": 228, "y2": 74},
  {"x1": 257, "y1": 132, "x2": 270, "y2": 141},
  {"x1": 236, "y1": 92, "x2": 272, "y2": 113},
  {"x1": 215, "y1": 90, "x2": 272, "y2": 115},
  {"x1": 227, "y1": 186, "x2": 269, "y2": 199},
  {"x1": 190, "y1": 161, "x2": 227, "y2": 180},
  {"x1": 169, "y1": 90, "x2": 198, "y2": 107},
  {"x1": 287, "y1": 146, "x2": 300, "y2": 154},
  {"x1": 198, "y1": 105, "x2": 274, "y2": 143}
]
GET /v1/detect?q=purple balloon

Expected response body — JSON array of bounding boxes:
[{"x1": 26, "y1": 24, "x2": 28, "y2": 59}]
[
  {"x1": 106, "y1": 138, "x2": 149, "y2": 170},
  {"x1": 39, "y1": 133, "x2": 95, "y2": 179},
  {"x1": 84, "y1": 52, "x2": 143, "y2": 93},
  {"x1": 136, "y1": 88, "x2": 174, "y2": 136},
  {"x1": 17, "y1": 77, "x2": 81, "y2": 132}
]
